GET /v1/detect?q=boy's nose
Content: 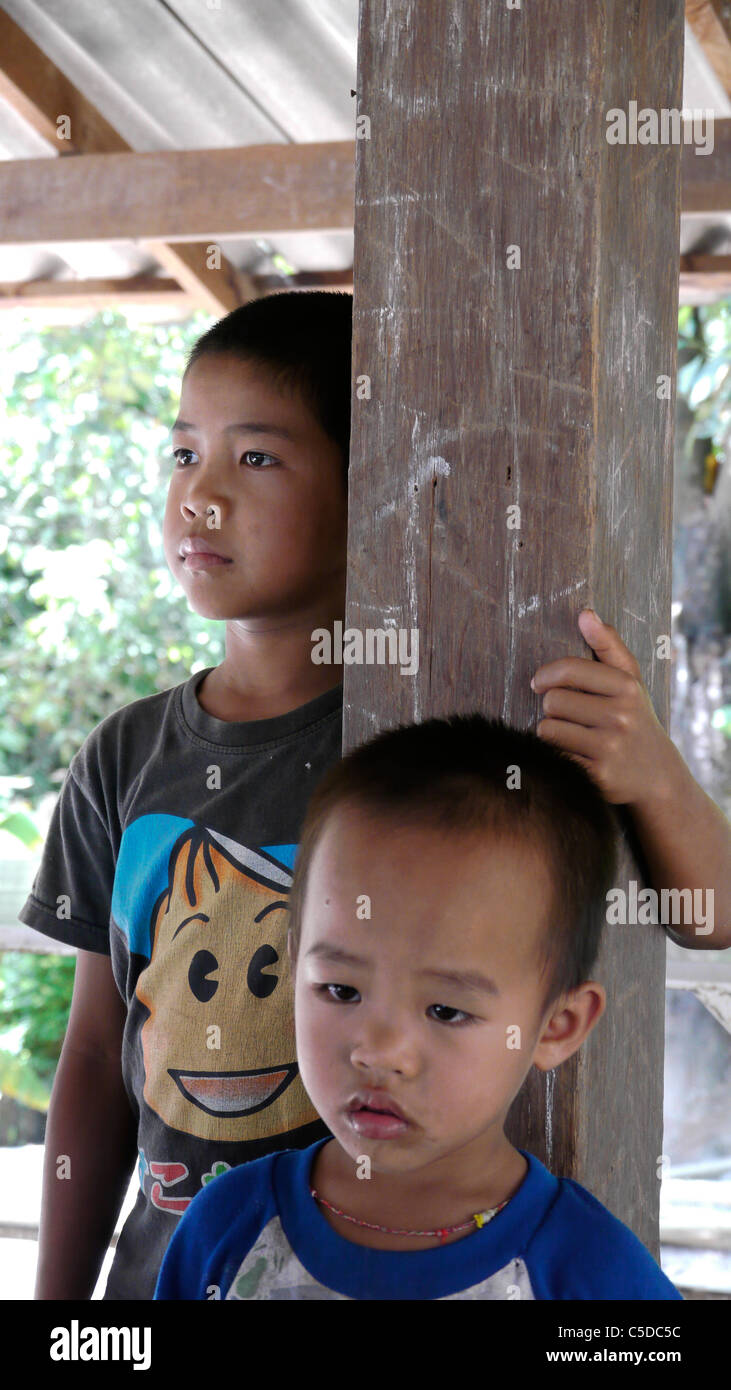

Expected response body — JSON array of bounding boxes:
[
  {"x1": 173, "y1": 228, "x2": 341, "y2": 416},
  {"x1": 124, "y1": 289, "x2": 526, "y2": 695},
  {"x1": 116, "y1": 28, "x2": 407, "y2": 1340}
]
[
  {"x1": 349, "y1": 1014, "x2": 419, "y2": 1075},
  {"x1": 177, "y1": 459, "x2": 233, "y2": 513},
  {"x1": 181, "y1": 497, "x2": 217, "y2": 519},
  {"x1": 180, "y1": 488, "x2": 229, "y2": 522}
]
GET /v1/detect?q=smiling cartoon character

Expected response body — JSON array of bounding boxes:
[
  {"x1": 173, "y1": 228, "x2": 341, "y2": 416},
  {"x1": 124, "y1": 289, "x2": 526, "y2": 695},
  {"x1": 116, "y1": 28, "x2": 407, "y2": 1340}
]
[{"x1": 136, "y1": 826, "x2": 317, "y2": 1141}]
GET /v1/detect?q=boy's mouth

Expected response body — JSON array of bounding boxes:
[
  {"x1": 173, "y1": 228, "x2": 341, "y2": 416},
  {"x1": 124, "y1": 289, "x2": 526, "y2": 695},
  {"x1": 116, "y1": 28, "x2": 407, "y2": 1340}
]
[
  {"x1": 345, "y1": 1090, "x2": 412, "y2": 1135},
  {"x1": 183, "y1": 552, "x2": 233, "y2": 570},
  {"x1": 180, "y1": 536, "x2": 233, "y2": 563}
]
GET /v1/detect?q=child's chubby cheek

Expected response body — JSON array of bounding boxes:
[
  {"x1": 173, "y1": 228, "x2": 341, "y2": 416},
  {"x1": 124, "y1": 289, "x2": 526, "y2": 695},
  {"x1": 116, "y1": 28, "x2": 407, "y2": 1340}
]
[{"x1": 294, "y1": 995, "x2": 534, "y2": 1146}]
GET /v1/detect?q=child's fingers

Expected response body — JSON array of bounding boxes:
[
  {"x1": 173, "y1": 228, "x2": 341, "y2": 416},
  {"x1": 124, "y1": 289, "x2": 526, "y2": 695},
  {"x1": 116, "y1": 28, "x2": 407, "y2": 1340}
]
[
  {"x1": 558, "y1": 750, "x2": 596, "y2": 779},
  {"x1": 538, "y1": 688, "x2": 631, "y2": 730},
  {"x1": 535, "y1": 718, "x2": 606, "y2": 761},
  {"x1": 532, "y1": 658, "x2": 636, "y2": 696},
  {"x1": 536, "y1": 722, "x2": 625, "y2": 800}
]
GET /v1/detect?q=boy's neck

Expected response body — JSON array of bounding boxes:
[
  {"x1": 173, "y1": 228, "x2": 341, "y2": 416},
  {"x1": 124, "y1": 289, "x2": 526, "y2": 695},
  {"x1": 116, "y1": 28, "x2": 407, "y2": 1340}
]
[
  {"x1": 198, "y1": 606, "x2": 345, "y2": 722},
  {"x1": 310, "y1": 1132, "x2": 528, "y2": 1254},
  {"x1": 198, "y1": 661, "x2": 343, "y2": 723}
]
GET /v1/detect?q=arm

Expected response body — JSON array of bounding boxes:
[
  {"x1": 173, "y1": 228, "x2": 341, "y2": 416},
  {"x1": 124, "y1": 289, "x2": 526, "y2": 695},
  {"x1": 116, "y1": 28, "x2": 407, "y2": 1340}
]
[
  {"x1": 533, "y1": 610, "x2": 731, "y2": 949},
  {"x1": 625, "y1": 740, "x2": 731, "y2": 949},
  {"x1": 34, "y1": 950, "x2": 138, "y2": 1300}
]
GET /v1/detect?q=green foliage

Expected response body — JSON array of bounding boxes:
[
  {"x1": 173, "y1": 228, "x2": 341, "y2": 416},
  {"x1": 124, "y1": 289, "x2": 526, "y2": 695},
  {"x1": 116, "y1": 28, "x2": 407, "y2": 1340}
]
[
  {"x1": 0, "y1": 952, "x2": 77, "y2": 1109},
  {"x1": 0, "y1": 811, "x2": 42, "y2": 849},
  {"x1": 1, "y1": 308, "x2": 226, "y2": 1112},
  {"x1": 1, "y1": 309, "x2": 224, "y2": 810},
  {"x1": 677, "y1": 302, "x2": 731, "y2": 459}
]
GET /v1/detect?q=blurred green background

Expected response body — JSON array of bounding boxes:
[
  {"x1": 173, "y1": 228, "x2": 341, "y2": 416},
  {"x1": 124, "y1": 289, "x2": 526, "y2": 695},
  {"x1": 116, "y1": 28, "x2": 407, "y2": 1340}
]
[{"x1": 0, "y1": 308, "x2": 224, "y2": 1117}]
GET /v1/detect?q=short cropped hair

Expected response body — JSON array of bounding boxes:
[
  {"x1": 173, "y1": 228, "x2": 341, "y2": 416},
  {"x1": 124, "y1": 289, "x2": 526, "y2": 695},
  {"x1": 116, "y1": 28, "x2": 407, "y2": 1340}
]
[
  {"x1": 288, "y1": 713, "x2": 618, "y2": 1012},
  {"x1": 185, "y1": 290, "x2": 353, "y2": 480}
]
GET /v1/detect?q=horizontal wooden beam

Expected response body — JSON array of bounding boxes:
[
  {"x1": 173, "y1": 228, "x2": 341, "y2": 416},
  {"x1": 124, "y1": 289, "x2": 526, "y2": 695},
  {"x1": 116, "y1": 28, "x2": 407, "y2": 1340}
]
[
  {"x1": 0, "y1": 13, "x2": 260, "y2": 312},
  {"x1": 0, "y1": 142, "x2": 356, "y2": 245},
  {"x1": 0, "y1": 19, "x2": 275, "y2": 313},
  {"x1": 0, "y1": 125, "x2": 726, "y2": 248},
  {"x1": 0, "y1": 19, "x2": 351, "y2": 313},
  {"x1": 680, "y1": 251, "x2": 731, "y2": 268},
  {"x1": 679, "y1": 251, "x2": 731, "y2": 300},
  {"x1": 0, "y1": 267, "x2": 353, "y2": 310},
  {"x1": 286, "y1": 269, "x2": 353, "y2": 289},
  {"x1": 0, "y1": 275, "x2": 189, "y2": 308}
]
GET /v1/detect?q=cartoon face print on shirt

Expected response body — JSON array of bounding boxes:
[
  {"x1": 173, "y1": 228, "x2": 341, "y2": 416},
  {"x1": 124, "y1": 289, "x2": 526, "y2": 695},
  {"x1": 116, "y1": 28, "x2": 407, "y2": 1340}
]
[{"x1": 114, "y1": 816, "x2": 318, "y2": 1142}]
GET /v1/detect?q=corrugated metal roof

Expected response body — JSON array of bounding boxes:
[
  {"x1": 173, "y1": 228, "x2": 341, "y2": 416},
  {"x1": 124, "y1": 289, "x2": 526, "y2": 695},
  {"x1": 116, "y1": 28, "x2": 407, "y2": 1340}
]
[
  {"x1": 0, "y1": 3, "x2": 728, "y2": 308},
  {"x1": 0, "y1": 0, "x2": 358, "y2": 300}
]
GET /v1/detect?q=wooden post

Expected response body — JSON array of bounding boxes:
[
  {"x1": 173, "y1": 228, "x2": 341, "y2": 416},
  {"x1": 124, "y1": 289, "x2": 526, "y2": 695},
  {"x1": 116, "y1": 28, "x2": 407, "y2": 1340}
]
[{"x1": 344, "y1": 0, "x2": 684, "y2": 1254}]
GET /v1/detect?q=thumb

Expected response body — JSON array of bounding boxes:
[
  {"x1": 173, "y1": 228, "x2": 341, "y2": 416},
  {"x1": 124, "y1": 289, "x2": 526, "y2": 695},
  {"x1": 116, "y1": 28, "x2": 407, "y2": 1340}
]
[{"x1": 578, "y1": 609, "x2": 640, "y2": 677}]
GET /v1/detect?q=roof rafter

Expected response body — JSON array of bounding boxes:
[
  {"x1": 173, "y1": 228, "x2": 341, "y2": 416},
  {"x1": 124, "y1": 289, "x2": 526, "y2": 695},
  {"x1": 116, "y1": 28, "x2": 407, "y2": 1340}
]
[
  {"x1": 0, "y1": 267, "x2": 353, "y2": 310},
  {"x1": 0, "y1": 9, "x2": 258, "y2": 313},
  {"x1": 686, "y1": 0, "x2": 731, "y2": 97}
]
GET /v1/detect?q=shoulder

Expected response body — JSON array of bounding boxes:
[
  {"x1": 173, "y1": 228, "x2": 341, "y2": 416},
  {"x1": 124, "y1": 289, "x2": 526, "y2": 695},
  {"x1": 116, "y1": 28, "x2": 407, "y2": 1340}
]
[
  {"x1": 525, "y1": 1167, "x2": 682, "y2": 1301},
  {"x1": 75, "y1": 682, "x2": 181, "y2": 756},
  {"x1": 68, "y1": 681, "x2": 185, "y2": 786},
  {"x1": 154, "y1": 1145, "x2": 306, "y2": 1301},
  {"x1": 181, "y1": 1149, "x2": 278, "y2": 1232}
]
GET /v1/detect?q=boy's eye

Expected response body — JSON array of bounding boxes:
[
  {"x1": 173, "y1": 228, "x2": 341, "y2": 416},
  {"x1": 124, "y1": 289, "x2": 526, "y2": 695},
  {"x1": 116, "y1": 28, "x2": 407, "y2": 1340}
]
[
  {"x1": 315, "y1": 983, "x2": 360, "y2": 1003},
  {"x1": 240, "y1": 450, "x2": 277, "y2": 468},
  {"x1": 312, "y1": 986, "x2": 472, "y2": 1026},
  {"x1": 428, "y1": 1004, "x2": 473, "y2": 1026},
  {"x1": 171, "y1": 448, "x2": 277, "y2": 468}
]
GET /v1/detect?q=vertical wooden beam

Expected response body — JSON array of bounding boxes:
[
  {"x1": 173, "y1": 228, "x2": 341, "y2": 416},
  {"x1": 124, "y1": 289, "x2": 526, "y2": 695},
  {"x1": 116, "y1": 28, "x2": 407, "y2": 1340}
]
[{"x1": 345, "y1": 0, "x2": 683, "y2": 1254}]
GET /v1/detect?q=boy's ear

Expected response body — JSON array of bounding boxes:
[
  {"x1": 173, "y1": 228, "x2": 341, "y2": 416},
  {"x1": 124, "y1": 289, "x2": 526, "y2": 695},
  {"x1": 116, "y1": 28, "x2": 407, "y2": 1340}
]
[{"x1": 531, "y1": 982, "x2": 606, "y2": 1073}]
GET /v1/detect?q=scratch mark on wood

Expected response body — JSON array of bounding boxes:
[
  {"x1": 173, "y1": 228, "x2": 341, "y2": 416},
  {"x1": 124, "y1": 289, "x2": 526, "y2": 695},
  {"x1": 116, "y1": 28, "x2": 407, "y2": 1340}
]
[
  {"x1": 422, "y1": 455, "x2": 452, "y2": 480},
  {"x1": 408, "y1": 191, "x2": 484, "y2": 262},
  {"x1": 363, "y1": 192, "x2": 420, "y2": 207},
  {"x1": 516, "y1": 578, "x2": 587, "y2": 618},
  {"x1": 512, "y1": 367, "x2": 592, "y2": 398}
]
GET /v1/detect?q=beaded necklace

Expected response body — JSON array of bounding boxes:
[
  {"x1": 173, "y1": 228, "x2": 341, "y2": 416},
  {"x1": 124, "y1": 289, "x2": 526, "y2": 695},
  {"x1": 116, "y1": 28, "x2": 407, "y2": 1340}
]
[{"x1": 310, "y1": 1186, "x2": 509, "y2": 1240}]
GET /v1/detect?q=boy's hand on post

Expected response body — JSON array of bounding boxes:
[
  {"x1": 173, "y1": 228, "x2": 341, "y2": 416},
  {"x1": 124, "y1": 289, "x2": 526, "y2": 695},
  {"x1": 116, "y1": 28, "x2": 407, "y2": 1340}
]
[
  {"x1": 531, "y1": 608, "x2": 731, "y2": 947},
  {"x1": 530, "y1": 608, "x2": 675, "y2": 808}
]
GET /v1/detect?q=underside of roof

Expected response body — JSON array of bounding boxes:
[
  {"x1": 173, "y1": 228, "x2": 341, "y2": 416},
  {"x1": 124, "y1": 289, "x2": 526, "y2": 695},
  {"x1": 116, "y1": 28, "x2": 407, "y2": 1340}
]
[
  {"x1": 0, "y1": 1, "x2": 729, "y2": 316},
  {"x1": 0, "y1": 0, "x2": 357, "y2": 317}
]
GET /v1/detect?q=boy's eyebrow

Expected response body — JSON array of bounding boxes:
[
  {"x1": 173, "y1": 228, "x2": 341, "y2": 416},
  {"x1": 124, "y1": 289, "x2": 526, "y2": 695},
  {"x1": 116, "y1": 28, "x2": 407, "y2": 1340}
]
[
  {"x1": 418, "y1": 966, "x2": 500, "y2": 998},
  {"x1": 171, "y1": 419, "x2": 299, "y2": 441},
  {"x1": 304, "y1": 943, "x2": 500, "y2": 997}
]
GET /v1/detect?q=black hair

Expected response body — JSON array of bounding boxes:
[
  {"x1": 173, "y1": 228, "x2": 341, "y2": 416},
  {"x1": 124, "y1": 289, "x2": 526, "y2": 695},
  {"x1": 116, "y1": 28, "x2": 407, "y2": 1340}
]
[
  {"x1": 185, "y1": 290, "x2": 353, "y2": 479},
  {"x1": 288, "y1": 713, "x2": 618, "y2": 1013}
]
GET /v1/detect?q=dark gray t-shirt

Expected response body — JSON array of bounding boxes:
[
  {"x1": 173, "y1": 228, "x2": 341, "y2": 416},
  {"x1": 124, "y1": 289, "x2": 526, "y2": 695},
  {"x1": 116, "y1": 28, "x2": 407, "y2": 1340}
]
[{"x1": 18, "y1": 668, "x2": 343, "y2": 1300}]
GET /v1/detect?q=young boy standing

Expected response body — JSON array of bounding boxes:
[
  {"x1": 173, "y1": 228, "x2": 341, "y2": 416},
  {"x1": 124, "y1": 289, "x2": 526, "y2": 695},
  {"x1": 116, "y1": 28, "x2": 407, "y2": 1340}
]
[
  {"x1": 20, "y1": 292, "x2": 351, "y2": 1300},
  {"x1": 155, "y1": 714, "x2": 681, "y2": 1300},
  {"x1": 19, "y1": 289, "x2": 729, "y2": 1301}
]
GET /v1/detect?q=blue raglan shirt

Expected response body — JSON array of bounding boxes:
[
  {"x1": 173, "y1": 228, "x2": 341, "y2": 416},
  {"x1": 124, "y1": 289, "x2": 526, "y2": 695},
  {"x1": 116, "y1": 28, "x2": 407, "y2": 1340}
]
[{"x1": 154, "y1": 1139, "x2": 682, "y2": 1301}]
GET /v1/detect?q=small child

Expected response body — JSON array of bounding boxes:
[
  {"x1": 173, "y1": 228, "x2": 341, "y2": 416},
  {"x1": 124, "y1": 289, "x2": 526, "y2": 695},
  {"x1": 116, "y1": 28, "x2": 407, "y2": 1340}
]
[{"x1": 154, "y1": 713, "x2": 682, "y2": 1301}]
